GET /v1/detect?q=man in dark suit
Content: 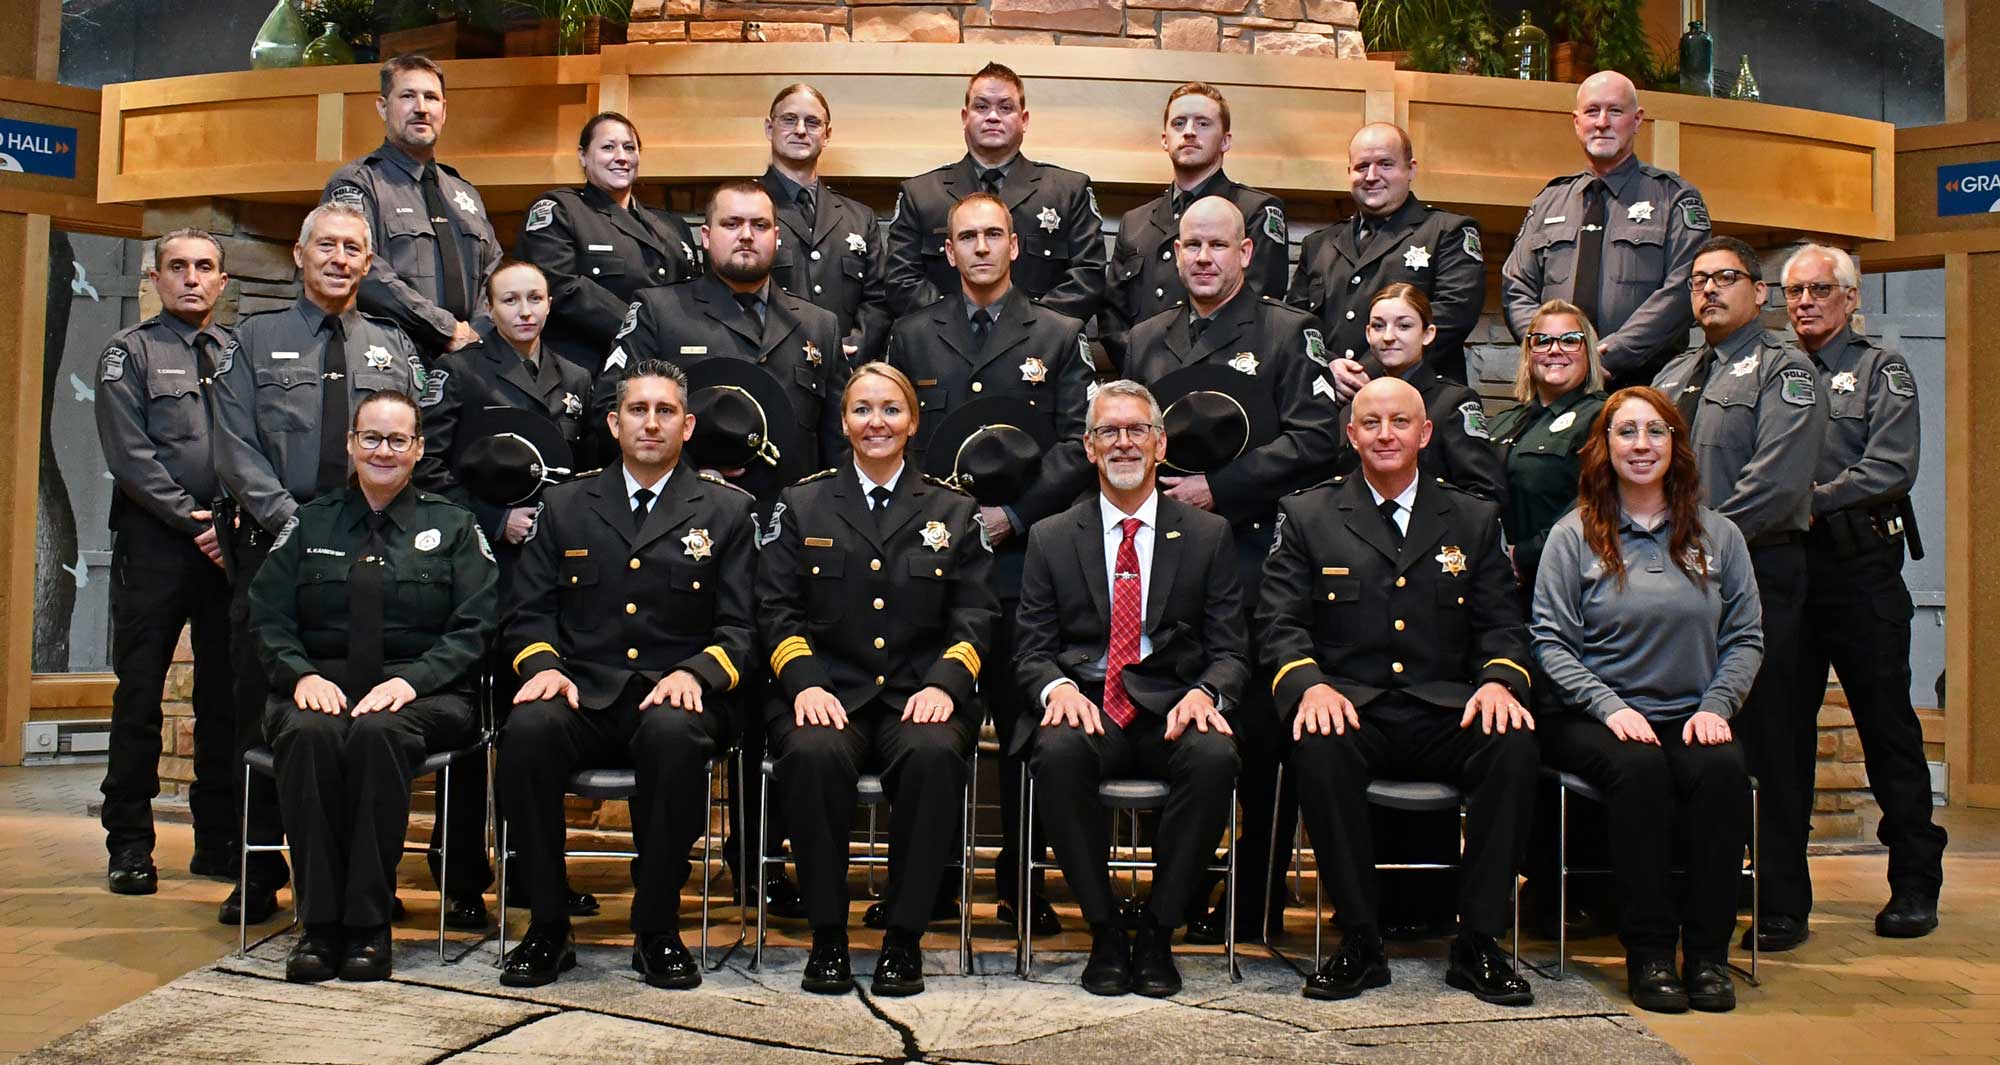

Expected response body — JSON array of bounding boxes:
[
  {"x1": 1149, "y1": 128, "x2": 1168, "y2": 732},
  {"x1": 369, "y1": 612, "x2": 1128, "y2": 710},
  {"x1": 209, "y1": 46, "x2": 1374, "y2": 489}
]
[
  {"x1": 761, "y1": 83, "x2": 892, "y2": 363},
  {"x1": 886, "y1": 191, "x2": 1095, "y2": 935},
  {"x1": 1015, "y1": 379, "x2": 1247, "y2": 998},
  {"x1": 496, "y1": 359, "x2": 757, "y2": 991},
  {"x1": 884, "y1": 62, "x2": 1106, "y2": 324},
  {"x1": 1259, "y1": 375, "x2": 1537, "y2": 1006}
]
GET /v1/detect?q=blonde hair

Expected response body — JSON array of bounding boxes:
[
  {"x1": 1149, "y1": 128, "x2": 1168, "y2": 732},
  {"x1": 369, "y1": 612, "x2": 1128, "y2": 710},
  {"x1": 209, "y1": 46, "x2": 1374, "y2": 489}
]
[
  {"x1": 1512, "y1": 299, "x2": 1606, "y2": 404},
  {"x1": 842, "y1": 361, "x2": 921, "y2": 428}
]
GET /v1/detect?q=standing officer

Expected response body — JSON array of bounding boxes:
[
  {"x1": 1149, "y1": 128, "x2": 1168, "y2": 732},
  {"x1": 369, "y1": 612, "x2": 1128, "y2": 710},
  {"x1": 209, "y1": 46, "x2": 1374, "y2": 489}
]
[
  {"x1": 761, "y1": 83, "x2": 892, "y2": 363},
  {"x1": 496, "y1": 360, "x2": 757, "y2": 991},
  {"x1": 1103, "y1": 83, "x2": 1287, "y2": 370},
  {"x1": 516, "y1": 112, "x2": 701, "y2": 367},
  {"x1": 1125, "y1": 196, "x2": 1342, "y2": 942},
  {"x1": 1504, "y1": 71, "x2": 1709, "y2": 393},
  {"x1": 1260, "y1": 375, "x2": 1538, "y2": 1006},
  {"x1": 211, "y1": 201, "x2": 446, "y2": 926},
  {"x1": 96, "y1": 228, "x2": 237, "y2": 895},
  {"x1": 324, "y1": 54, "x2": 500, "y2": 361},
  {"x1": 1654, "y1": 235, "x2": 1825, "y2": 952},
  {"x1": 1782, "y1": 243, "x2": 1945, "y2": 939},
  {"x1": 1294, "y1": 123, "x2": 1484, "y2": 385},
  {"x1": 885, "y1": 191, "x2": 1095, "y2": 935},
  {"x1": 884, "y1": 62, "x2": 1106, "y2": 324}
]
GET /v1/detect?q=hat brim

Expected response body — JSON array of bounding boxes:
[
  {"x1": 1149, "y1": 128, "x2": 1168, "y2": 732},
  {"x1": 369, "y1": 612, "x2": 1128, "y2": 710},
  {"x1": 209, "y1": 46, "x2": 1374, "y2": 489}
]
[
  {"x1": 1149, "y1": 363, "x2": 1280, "y2": 475},
  {"x1": 683, "y1": 357, "x2": 804, "y2": 499}
]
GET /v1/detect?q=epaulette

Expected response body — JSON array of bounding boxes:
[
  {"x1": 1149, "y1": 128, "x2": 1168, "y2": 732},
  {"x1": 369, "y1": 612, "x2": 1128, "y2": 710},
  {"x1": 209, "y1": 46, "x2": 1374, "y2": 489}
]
[
  {"x1": 923, "y1": 473, "x2": 969, "y2": 495},
  {"x1": 570, "y1": 466, "x2": 605, "y2": 480},
  {"x1": 698, "y1": 470, "x2": 753, "y2": 497},
  {"x1": 1432, "y1": 477, "x2": 1485, "y2": 498},
  {"x1": 1538, "y1": 172, "x2": 1587, "y2": 193},
  {"x1": 794, "y1": 467, "x2": 839, "y2": 485},
  {"x1": 1288, "y1": 474, "x2": 1344, "y2": 496}
]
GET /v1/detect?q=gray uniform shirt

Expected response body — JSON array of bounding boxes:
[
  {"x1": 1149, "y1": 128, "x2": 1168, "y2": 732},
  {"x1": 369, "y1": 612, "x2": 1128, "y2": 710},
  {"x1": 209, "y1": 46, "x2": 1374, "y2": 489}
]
[
  {"x1": 1653, "y1": 322, "x2": 1826, "y2": 543},
  {"x1": 95, "y1": 312, "x2": 229, "y2": 535},
  {"x1": 324, "y1": 141, "x2": 500, "y2": 354},
  {"x1": 1531, "y1": 506, "x2": 1764, "y2": 723},
  {"x1": 1502, "y1": 154, "x2": 1710, "y2": 379},
  {"x1": 1809, "y1": 324, "x2": 1920, "y2": 516},
  {"x1": 210, "y1": 297, "x2": 435, "y2": 534}
]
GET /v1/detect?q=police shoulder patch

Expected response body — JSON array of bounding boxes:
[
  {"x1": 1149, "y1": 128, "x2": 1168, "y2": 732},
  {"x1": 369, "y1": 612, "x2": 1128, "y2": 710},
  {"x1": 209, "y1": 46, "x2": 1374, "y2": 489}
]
[
  {"x1": 1263, "y1": 204, "x2": 1287, "y2": 243},
  {"x1": 757, "y1": 499, "x2": 787, "y2": 549},
  {"x1": 1678, "y1": 194, "x2": 1712, "y2": 231},
  {"x1": 1459, "y1": 399, "x2": 1491, "y2": 440},
  {"x1": 328, "y1": 183, "x2": 366, "y2": 210},
  {"x1": 418, "y1": 368, "x2": 449, "y2": 407},
  {"x1": 218, "y1": 340, "x2": 236, "y2": 376},
  {"x1": 888, "y1": 191, "x2": 905, "y2": 226},
  {"x1": 522, "y1": 501, "x2": 543, "y2": 544},
  {"x1": 1303, "y1": 328, "x2": 1327, "y2": 366},
  {"x1": 270, "y1": 515, "x2": 299, "y2": 551},
  {"x1": 1086, "y1": 186, "x2": 1102, "y2": 220},
  {"x1": 1267, "y1": 510, "x2": 1286, "y2": 557},
  {"x1": 616, "y1": 302, "x2": 641, "y2": 340},
  {"x1": 474, "y1": 524, "x2": 495, "y2": 562},
  {"x1": 1461, "y1": 225, "x2": 1483, "y2": 262},
  {"x1": 1881, "y1": 362, "x2": 1916, "y2": 398},
  {"x1": 1778, "y1": 366, "x2": 1816, "y2": 407},
  {"x1": 100, "y1": 347, "x2": 127, "y2": 383},
  {"x1": 524, "y1": 199, "x2": 557, "y2": 233}
]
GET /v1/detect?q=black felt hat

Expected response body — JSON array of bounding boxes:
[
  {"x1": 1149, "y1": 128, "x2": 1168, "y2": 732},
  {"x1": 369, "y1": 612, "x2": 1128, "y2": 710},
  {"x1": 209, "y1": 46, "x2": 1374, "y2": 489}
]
[
  {"x1": 683, "y1": 357, "x2": 800, "y2": 496},
  {"x1": 1149, "y1": 363, "x2": 1279, "y2": 475},
  {"x1": 455, "y1": 405, "x2": 577, "y2": 508},
  {"x1": 921, "y1": 396, "x2": 1053, "y2": 506}
]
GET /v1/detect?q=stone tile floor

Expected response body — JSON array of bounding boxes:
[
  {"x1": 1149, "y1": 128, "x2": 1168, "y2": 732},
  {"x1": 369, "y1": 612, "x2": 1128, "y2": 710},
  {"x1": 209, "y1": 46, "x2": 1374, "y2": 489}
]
[{"x1": 4, "y1": 764, "x2": 1999, "y2": 1063}]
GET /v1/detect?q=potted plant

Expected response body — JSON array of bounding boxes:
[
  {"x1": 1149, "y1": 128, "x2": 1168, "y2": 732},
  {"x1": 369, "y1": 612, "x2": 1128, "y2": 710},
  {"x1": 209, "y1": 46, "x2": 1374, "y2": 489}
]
[
  {"x1": 1360, "y1": 0, "x2": 1504, "y2": 76},
  {"x1": 503, "y1": 0, "x2": 630, "y2": 57},
  {"x1": 299, "y1": 0, "x2": 380, "y2": 62},
  {"x1": 379, "y1": 0, "x2": 505, "y2": 59},
  {"x1": 1551, "y1": 0, "x2": 1651, "y2": 82}
]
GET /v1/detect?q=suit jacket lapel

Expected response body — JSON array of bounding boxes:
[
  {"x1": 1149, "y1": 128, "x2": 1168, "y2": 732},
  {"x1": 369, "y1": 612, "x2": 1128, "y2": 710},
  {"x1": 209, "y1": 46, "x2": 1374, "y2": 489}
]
[
  {"x1": 1192, "y1": 293, "x2": 1253, "y2": 364},
  {"x1": 613, "y1": 201, "x2": 671, "y2": 259},
  {"x1": 588, "y1": 466, "x2": 638, "y2": 547},
  {"x1": 1143, "y1": 502, "x2": 1183, "y2": 632},
  {"x1": 1162, "y1": 307, "x2": 1196, "y2": 367},
  {"x1": 832, "y1": 470, "x2": 887, "y2": 552},
  {"x1": 1336, "y1": 478, "x2": 1401, "y2": 565},
  {"x1": 758, "y1": 296, "x2": 802, "y2": 363},
  {"x1": 876, "y1": 468, "x2": 926, "y2": 545},
  {"x1": 1396, "y1": 482, "x2": 1453, "y2": 577},
  {"x1": 633, "y1": 469, "x2": 698, "y2": 554},
  {"x1": 697, "y1": 277, "x2": 763, "y2": 348},
  {"x1": 932, "y1": 295, "x2": 976, "y2": 366},
  {"x1": 973, "y1": 289, "x2": 1033, "y2": 371},
  {"x1": 1074, "y1": 501, "x2": 1111, "y2": 629},
  {"x1": 1002, "y1": 157, "x2": 1041, "y2": 212},
  {"x1": 1351, "y1": 198, "x2": 1423, "y2": 273}
]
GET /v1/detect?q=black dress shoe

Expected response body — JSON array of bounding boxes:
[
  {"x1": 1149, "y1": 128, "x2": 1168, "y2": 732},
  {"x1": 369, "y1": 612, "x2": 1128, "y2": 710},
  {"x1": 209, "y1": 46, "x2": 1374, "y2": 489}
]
[
  {"x1": 801, "y1": 939, "x2": 854, "y2": 994},
  {"x1": 1130, "y1": 924, "x2": 1182, "y2": 998},
  {"x1": 107, "y1": 851, "x2": 158, "y2": 896},
  {"x1": 286, "y1": 926, "x2": 342, "y2": 983},
  {"x1": 863, "y1": 892, "x2": 959, "y2": 929},
  {"x1": 1081, "y1": 923, "x2": 1132, "y2": 996},
  {"x1": 1875, "y1": 892, "x2": 1940, "y2": 939},
  {"x1": 753, "y1": 874, "x2": 806, "y2": 920},
  {"x1": 1445, "y1": 932, "x2": 1534, "y2": 1006},
  {"x1": 188, "y1": 846, "x2": 237, "y2": 881},
  {"x1": 872, "y1": 936, "x2": 925, "y2": 997},
  {"x1": 504, "y1": 885, "x2": 600, "y2": 918},
  {"x1": 338, "y1": 925, "x2": 393, "y2": 982},
  {"x1": 632, "y1": 930, "x2": 701, "y2": 989},
  {"x1": 500, "y1": 925, "x2": 577, "y2": 988},
  {"x1": 1303, "y1": 931, "x2": 1390, "y2": 1001},
  {"x1": 1626, "y1": 956, "x2": 1689, "y2": 1013},
  {"x1": 1184, "y1": 898, "x2": 1285, "y2": 945},
  {"x1": 443, "y1": 894, "x2": 490, "y2": 931},
  {"x1": 1740, "y1": 914, "x2": 1809, "y2": 952},
  {"x1": 1685, "y1": 960, "x2": 1736, "y2": 1012},
  {"x1": 999, "y1": 896, "x2": 1063, "y2": 939},
  {"x1": 218, "y1": 882, "x2": 281, "y2": 926}
]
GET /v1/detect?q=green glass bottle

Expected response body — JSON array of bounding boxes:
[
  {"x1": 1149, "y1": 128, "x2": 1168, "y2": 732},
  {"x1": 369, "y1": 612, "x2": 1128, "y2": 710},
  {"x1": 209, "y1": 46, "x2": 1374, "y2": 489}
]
[
  {"x1": 1679, "y1": 20, "x2": 1714, "y2": 96},
  {"x1": 249, "y1": 0, "x2": 308, "y2": 70},
  {"x1": 301, "y1": 21, "x2": 356, "y2": 66},
  {"x1": 1502, "y1": 10, "x2": 1550, "y2": 82},
  {"x1": 1731, "y1": 54, "x2": 1760, "y2": 102}
]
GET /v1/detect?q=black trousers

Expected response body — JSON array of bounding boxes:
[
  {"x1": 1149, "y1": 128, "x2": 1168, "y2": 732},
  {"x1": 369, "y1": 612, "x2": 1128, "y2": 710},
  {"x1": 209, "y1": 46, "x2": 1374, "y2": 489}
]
[
  {"x1": 1543, "y1": 713, "x2": 1749, "y2": 966},
  {"x1": 101, "y1": 511, "x2": 235, "y2": 856},
  {"x1": 1292, "y1": 694, "x2": 1538, "y2": 938},
  {"x1": 267, "y1": 692, "x2": 474, "y2": 928},
  {"x1": 1029, "y1": 687, "x2": 1241, "y2": 930},
  {"x1": 498, "y1": 679, "x2": 727, "y2": 934},
  {"x1": 228, "y1": 525, "x2": 288, "y2": 888},
  {"x1": 772, "y1": 696, "x2": 977, "y2": 935},
  {"x1": 1737, "y1": 541, "x2": 1812, "y2": 918},
  {"x1": 1798, "y1": 534, "x2": 1946, "y2": 897}
]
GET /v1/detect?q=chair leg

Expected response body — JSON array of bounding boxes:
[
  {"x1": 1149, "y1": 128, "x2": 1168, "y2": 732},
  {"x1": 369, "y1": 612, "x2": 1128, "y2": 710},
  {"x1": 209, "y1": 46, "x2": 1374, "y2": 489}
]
[
  {"x1": 754, "y1": 757, "x2": 771, "y2": 972},
  {"x1": 960, "y1": 749, "x2": 977, "y2": 976},
  {"x1": 1557, "y1": 781, "x2": 1570, "y2": 980},
  {"x1": 238, "y1": 768, "x2": 252, "y2": 957},
  {"x1": 496, "y1": 819, "x2": 509, "y2": 966},
  {"x1": 439, "y1": 764, "x2": 451, "y2": 964},
  {"x1": 1224, "y1": 787, "x2": 1239, "y2": 983},
  {"x1": 1019, "y1": 774, "x2": 1035, "y2": 978},
  {"x1": 1749, "y1": 782, "x2": 1760, "y2": 985},
  {"x1": 701, "y1": 758, "x2": 715, "y2": 972}
]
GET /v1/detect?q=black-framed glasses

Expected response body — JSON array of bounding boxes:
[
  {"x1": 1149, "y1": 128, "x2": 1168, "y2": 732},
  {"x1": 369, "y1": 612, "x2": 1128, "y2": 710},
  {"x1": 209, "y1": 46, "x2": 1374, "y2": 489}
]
[
  {"x1": 1087, "y1": 424, "x2": 1160, "y2": 445},
  {"x1": 1780, "y1": 282, "x2": 1850, "y2": 303},
  {"x1": 351, "y1": 430, "x2": 417, "y2": 452},
  {"x1": 1687, "y1": 269, "x2": 1753, "y2": 291},
  {"x1": 772, "y1": 113, "x2": 826, "y2": 132},
  {"x1": 1527, "y1": 330, "x2": 1588, "y2": 354},
  {"x1": 1609, "y1": 421, "x2": 1673, "y2": 443}
]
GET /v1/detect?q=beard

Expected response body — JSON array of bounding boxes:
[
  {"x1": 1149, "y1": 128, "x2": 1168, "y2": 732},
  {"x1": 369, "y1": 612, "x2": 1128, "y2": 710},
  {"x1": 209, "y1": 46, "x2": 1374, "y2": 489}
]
[
  {"x1": 714, "y1": 250, "x2": 772, "y2": 286},
  {"x1": 1104, "y1": 461, "x2": 1150, "y2": 492}
]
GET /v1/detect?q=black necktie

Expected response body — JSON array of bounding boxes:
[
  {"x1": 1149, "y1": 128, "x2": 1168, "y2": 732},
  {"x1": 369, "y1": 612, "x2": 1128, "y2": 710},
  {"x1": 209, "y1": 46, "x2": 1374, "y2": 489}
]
[
  {"x1": 1172, "y1": 190, "x2": 1191, "y2": 218},
  {"x1": 419, "y1": 163, "x2": 471, "y2": 322},
  {"x1": 314, "y1": 315, "x2": 350, "y2": 499},
  {"x1": 632, "y1": 487, "x2": 655, "y2": 532},
  {"x1": 1676, "y1": 347, "x2": 1718, "y2": 429},
  {"x1": 1378, "y1": 498, "x2": 1404, "y2": 548},
  {"x1": 347, "y1": 510, "x2": 390, "y2": 701},
  {"x1": 978, "y1": 167, "x2": 1004, "y2": 196},
  {"x1": 1355, "y1": 217, "x2": 1374, "y2": 250},
  {"x1": 734, "y1": 291, "x2": 765, "y2": 331},
  {"x1": 1572, "y1": 179, "x2": 1607, "y2": 330},
  {"x1": 194, "y1": 334, "x2": 220, "y2": 383},
  {"x1": 523, "y1": 355, "x2": 539, "y2": 380},
  {"x1": 797, "y1": 185, "x2": 817, "y2": 230},
  {"x1": 1188, "y1": 315, "x2": 1210, "y2": 348},
  {"x1": 970, "y1": 308, "x2": 993, "y2": 352},
  {"x1": 869, "y1": 485, "x2": 892, "y2": 512}
]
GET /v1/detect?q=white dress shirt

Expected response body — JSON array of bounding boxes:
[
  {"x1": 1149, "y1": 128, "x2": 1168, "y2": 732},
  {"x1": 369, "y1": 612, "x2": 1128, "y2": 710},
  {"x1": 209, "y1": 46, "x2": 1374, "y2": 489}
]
[
  {"x1": 1365, "y1": 474, "x2": 1419, "y2": 536},
  {"x1": 1041, "y1": 491, "x2": 1160, "y2": 707},
  {"x1": 622, "y1": 464, "x2": 672, "y2": 512},
  {"x1": 855, "y1": 460, "x2": 904, "y2": 505}
]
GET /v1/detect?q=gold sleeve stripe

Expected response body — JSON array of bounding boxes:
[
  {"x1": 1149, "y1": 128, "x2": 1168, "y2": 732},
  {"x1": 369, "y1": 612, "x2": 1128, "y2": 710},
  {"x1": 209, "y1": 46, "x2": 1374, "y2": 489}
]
[
  {"x1": 1271, "y1": 657, "x2": 1318, "y2": 695},
  {"x1": 942, "y1": 642, "x2": 982, "y2": 678},
  {"x1": 512, "y1": 642, "x2": 558, "y2": 675},
  {"x1": 770, "y1": 636, "x2": 813, "y2": 675},
  {"x1": 1486, "y1": 657, "x2": 1533, "y2": 688},
  {"x1": 702, "y1": 646, "x2": 740, "y2": 691}
]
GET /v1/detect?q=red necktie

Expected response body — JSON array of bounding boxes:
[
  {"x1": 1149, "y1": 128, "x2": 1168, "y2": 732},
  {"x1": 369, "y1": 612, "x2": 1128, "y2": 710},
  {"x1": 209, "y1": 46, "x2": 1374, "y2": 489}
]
[{"x1": 1103, "y1": 517, "x2": 1143, "y2": 729}]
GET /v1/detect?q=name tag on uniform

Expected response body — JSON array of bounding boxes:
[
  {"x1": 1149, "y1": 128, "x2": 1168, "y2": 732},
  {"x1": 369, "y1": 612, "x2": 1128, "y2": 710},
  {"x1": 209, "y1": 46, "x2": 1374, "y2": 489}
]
[
  {"x1": 156, "y1": 367, "x2": 186, "y2": 375},
  {"x1": 394, "y1": 206, "x2": 415, "y2": 214},
  {"x1": 680, "y1": 346, "x2": 707, "y2": 355},
  {"x1": 1322, "y1": 567, "x2": 1349, "y2": 575},
  {"x1": 587, "y1": 244, "x2": 614, "y2": 252},
  {"x1": 917, "y1": 379, "x2": 938, "y2": 387},
  {"x1": 564, "y1": 549, "x2": 588, "y2": 557},
  {"x1": 805, "y1": 537, "x2": 834, "y2": 548},
  {"x1": 1542, "y1": 215, "x2": 1567, "y2": 224},
  {"x1": 271, "y1": 351, "x2": 300, "y2": 360}
]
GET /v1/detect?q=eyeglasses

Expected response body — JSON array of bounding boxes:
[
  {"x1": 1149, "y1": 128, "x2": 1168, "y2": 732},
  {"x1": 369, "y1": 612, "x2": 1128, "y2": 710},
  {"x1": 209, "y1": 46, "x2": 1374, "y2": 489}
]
[
  {"x1": 1687, "y1": 269, "x2": 1753, "y2": 291},
  {"x1": 351, "y1": 430, "x2": 417, "y2": 453},
  {"x1": 1780, "y1": 282, "x2": 1850, "y2": 303},
  {"x1": 1088, "y1": 424, "x2": 1160, "y2": 445},
  {"x1": 1527, "y1": 331, "x2": 1588, "y2": 354},
  {"x1": 772, "y1": 113, "x2": 826, "y2": 132},
  {"x1": 1609, "y1": 421, "x2": 1673, "y2": 443}
]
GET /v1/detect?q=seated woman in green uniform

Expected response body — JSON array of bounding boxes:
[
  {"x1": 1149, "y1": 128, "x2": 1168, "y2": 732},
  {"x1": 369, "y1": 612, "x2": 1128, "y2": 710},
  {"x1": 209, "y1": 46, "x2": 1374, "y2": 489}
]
[{"x1": 250, "y1": 390, "x2": 498, "y2": 985}]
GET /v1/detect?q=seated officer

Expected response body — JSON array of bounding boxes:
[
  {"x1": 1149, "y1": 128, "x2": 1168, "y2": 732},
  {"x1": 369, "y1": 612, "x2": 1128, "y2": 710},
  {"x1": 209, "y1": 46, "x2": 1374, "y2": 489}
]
[
  {"x1": 248, "y1": 390, "x2": 497, "y2": 983},
  {"x1": 1014, "y1": 380, "x2": 1247, "y2": 998},
  {"x1": 1259, "y1": 376, "x2": 1537, "y2": 1006},
  {"x1": 496, "y1": 359, "x2": 757, "y2": 990}
]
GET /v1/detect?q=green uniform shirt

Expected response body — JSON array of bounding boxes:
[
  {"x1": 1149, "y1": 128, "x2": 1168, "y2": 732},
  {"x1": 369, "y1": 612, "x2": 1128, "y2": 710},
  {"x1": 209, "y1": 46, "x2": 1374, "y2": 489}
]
[{"x1": 1488, "y1": 388, "x2": 1606, "y2": 583}]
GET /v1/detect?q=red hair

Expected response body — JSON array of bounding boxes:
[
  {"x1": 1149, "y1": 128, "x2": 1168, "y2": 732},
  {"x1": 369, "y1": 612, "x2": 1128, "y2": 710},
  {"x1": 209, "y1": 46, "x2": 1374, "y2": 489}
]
[{"x1": 1574, "y1": 386, "x2": 1708, "y2": 589}]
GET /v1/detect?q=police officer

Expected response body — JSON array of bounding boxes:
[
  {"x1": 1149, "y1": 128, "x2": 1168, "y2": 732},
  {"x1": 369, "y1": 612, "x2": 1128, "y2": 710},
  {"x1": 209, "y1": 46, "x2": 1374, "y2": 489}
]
[
  {"x1": 1296, "y1": 123, "x2": 1484, "y2": 386},
  {"x1": 249, "y1": 390, "x2": 497, "y2": 984},
  {"x1": 1653, "y1": 236, "x2": 1826, "y2": 952},
  {"x1": 760, "y1": 363, "x2": 1000, "y2": 998},
  {"x1": 1781, "y1": 243, "x2": 1945, "y2": 939},
  {"x1": 1103, "y1": 82, "x2": 1287, "y2": 370},
  {"x1": 324, "y1": 54, "x2": 500, "y2": 361},
  {"x1": 496, "y1": 359, "x2": 758, "y2": 991},
  {"x1": 1260, "y1": 376, "x2": 1538, "y2": 1007},
  {"x1": 211, "y1": 201, "x2": 447, "y2": 926},
  {"x1": 1503, "y1": 72, "x2": 1708, "y2": 394},
  {"x1": 1125, "y1": 196, "x2": 1342, "y2": 941},
  {"x1": 96, "y1": 228, "x2": 237, "y2": 896},
  {"x1": 885, "y1": 191, "x2": 1094, "y2": 936},
  {"x1": 515, "y1": 112, "x2": 701, "y2": 366},
  {"x1": 761, "y1": 83, "x2": 892, "y2": 363},
  {"x1": 884, "y1": 62, "x2": 1106, "y2": 324}
]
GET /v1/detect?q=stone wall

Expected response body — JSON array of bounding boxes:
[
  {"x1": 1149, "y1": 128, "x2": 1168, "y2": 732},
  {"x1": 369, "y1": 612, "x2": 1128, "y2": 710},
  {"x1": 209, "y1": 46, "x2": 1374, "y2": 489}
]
[{"x1": 625, "y1": 0, "x2": 1364, "y2": 57}]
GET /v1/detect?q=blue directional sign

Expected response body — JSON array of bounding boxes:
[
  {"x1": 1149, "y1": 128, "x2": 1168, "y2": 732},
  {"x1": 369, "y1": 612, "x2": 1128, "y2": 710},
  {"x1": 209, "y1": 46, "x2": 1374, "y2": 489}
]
[
  {"x1": 0, "y1": 117, "x2": 79, "y2": 179},
  {"x1": 1938, "y1": 160, "x2": 2000, "y2": 217}
]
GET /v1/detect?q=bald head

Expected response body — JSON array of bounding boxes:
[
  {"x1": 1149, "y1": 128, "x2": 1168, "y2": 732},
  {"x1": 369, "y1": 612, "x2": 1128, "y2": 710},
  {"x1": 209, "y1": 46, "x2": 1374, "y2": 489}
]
[
  {"x1": 1176, "y1": 196, "x2": 1252, "y2": 314},
  {"x1": 1180, "y1": 195, "x2": 1245, "y2": 242},
  {"x1": 1347, "y1": 376, "x2": 1431, "y2": 488},
  {"x1": 1572, "y1": 71, "x2": 1644, "y2": 173},
  {"x1": 1349, "y1": 122, "x2": 1416, "y2": 216}
]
